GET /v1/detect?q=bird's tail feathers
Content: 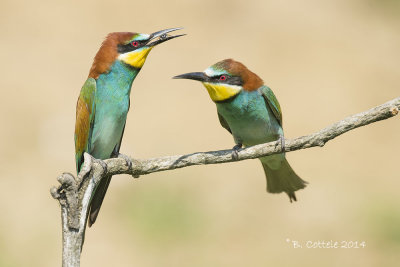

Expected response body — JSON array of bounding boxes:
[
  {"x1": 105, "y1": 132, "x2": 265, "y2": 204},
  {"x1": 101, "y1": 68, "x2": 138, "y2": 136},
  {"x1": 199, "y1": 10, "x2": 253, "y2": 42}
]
[
  {"x1": 87, "y1": 175, "x2": 112, "y2": 227},
  {"x1": 261, "y1": 157, "x2": 307, "y2": 202}
]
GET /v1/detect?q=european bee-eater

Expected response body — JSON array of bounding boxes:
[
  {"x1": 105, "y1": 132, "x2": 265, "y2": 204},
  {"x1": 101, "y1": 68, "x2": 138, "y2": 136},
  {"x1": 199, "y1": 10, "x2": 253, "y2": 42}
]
[
  {"x1": 75, "y1": 28, "x2": 184, "y2": 226},
  {"x1": 174, "y1": 59, "x2": 307, "y2": 201}
]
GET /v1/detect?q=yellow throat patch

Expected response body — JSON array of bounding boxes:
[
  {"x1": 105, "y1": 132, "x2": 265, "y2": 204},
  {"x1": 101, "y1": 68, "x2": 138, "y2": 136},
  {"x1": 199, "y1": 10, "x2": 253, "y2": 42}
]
[
  {"x1": 202, "y1": 82, "x2": 242, "y2": 102},
  {"x1": 118, "y1": 47, "x2": 153, "y2": 68}
]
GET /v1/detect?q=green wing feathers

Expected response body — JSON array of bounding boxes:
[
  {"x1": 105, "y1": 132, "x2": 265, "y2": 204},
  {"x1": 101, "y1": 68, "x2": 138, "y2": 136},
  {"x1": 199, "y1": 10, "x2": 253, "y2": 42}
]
[
  {"x1": 217, "y1": 112, "x2": 232, "y2": 134},
  {"x1": 74, "y1": 78, "x2": 97, "y2": 173},
  {"x1": 259, "y1": 86, "x2": 283, "y2": 126}
]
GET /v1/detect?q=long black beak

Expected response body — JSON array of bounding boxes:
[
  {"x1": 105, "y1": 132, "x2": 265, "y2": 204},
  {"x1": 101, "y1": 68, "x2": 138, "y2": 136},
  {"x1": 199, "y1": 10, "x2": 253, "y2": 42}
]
[
  {"x1": 147, "y1": 27, "x2": 185, "y2": 47},
  {"x1": 173, "y1": 72, "x2": 209, "y2": 82}
]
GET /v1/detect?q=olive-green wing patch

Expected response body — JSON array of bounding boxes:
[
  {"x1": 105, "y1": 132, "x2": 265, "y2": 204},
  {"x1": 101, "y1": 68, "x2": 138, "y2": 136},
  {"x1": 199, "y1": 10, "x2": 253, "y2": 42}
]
[
  {"x1": 259, "y1": 85, "x2": 282, "y2": 126},
  {"x1": 217, "y1": 112, "x2": 232, "y2": 134}
]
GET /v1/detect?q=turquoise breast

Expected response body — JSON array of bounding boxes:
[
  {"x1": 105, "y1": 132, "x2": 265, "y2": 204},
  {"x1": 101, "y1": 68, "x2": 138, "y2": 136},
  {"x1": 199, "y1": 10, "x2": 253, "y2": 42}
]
[
  {"x1": 90, "y1": 61, "x2": 140, "y2": 159},
  {"x1": 216, "y1": 90, "x2": 283, "y2": 146}
]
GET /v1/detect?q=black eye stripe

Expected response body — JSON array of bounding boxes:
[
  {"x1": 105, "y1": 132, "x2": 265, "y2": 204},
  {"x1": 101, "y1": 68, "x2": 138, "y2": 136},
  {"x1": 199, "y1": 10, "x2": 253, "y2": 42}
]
[
  {"x1": 135, "y1": 40, "x2": 146, "y2": 45},
  {"x1": 117, "y1": 40, "x2": 147, "y2": 53},
  {"x1": 118, "y1": 43, "x2": 134, "y2": 53},
  {"x1": 210, "y1": 75, "x2": 243, "y2": 86}
]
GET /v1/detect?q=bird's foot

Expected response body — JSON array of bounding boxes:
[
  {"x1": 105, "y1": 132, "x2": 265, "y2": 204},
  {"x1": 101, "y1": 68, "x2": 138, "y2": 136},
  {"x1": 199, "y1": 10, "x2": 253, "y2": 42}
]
[
  {"x1": 231, "y1": 143, "x2": 243, "y2": 161},
  {"x1": 118, "y1": 153, "x2": 140, "y2": 178},
  {"x1": 276, "y1": 134, "x2": 285, "y2": 152},
  {"x1": 92, "y1": 157, "x2": 108, "y2": 174},
  {"x1": 118, "y1": 153, "x2": 132, "y2": 169}
]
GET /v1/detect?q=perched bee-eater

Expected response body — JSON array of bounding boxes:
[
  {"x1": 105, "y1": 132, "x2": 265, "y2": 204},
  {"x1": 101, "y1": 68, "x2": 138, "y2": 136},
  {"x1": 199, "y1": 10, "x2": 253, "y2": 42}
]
[
  {"x1": 75, "y1": 28, "x2": 184, "y2": 226},
  {"x1": 174, "y1": 59, "x2": 307, "y2": 201}
]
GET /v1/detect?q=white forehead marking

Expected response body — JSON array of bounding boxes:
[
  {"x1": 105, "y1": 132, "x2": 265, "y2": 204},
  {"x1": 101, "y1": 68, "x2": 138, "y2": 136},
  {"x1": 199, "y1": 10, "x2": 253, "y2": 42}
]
[
  {"x1": 204, "y1": 67, "x2": 226, "y2": 77},
  {"x1": 134, "y1": 33, "x2": 150, "y2": 41}
]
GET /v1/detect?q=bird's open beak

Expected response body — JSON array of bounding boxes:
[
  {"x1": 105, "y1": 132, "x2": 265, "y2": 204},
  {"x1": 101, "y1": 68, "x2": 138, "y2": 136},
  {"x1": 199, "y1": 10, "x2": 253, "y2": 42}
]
[
  {"x1": 173, "y1": 72, "x2": 209, "y2": 82},
  {"x1": 147, "y1": 27, "x2": 185, "y2": 47}
]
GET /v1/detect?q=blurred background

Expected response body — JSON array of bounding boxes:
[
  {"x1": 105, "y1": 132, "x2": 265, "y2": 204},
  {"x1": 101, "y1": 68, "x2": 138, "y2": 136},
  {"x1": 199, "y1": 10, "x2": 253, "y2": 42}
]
[{"x1": 0, "y1": 0, "x2": 399, "y2": 266}]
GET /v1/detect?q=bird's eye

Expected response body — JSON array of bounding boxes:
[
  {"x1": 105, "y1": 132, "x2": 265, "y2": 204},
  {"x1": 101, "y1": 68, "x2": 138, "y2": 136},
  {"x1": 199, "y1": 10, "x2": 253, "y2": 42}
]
[
  {"x1": 131, "y1": 41, "x2": 139, "y2": 47},
  {"x1": 219, "y1": 75, "x2": 227, "y2": 81}
]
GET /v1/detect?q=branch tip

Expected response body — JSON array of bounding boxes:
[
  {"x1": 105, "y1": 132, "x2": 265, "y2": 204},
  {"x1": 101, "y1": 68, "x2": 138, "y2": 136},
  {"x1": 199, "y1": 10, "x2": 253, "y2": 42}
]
[
  {"x1": 57, "y1": 173, "x2": 76, "y2": 188},
  {"x1": 50, "y1": 186, "x2": 60, "y2": 199},
  {"x1": 390, "y1": 106, "x2": 399, "y2": 116}
]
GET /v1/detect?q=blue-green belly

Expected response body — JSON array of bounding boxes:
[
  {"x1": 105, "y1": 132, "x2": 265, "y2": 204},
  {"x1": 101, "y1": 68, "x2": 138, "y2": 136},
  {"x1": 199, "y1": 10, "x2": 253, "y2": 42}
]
[{"x1": 216, "y1": 90, "x2": 285, "y2": 170}]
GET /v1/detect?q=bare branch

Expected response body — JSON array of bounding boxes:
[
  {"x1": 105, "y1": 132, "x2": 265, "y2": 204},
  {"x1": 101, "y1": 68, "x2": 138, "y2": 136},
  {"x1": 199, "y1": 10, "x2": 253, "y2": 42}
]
[
  {"x1": 51, "y1": 97, "x2": 399, "y2": 267},
  {"x1": 104, "y1": 97, "x2": 399, "y2": 176}
]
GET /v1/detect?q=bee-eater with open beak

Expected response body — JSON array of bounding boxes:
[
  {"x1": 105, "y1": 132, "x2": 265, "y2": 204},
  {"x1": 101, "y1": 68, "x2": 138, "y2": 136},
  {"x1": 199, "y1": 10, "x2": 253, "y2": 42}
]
[
  {"x1": 174, "y1": 59, "x2": 307, "y2": 201},
  {"x1": 75, "y1": 28, "x2": 184, "y2": 226}
]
